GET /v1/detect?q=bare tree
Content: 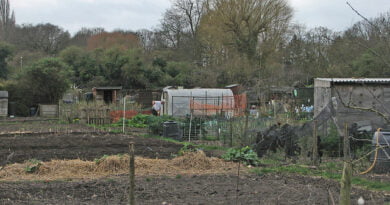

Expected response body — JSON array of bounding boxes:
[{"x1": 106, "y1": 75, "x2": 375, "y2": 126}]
[
  {"x1": 12, "y1": 23, "x2": 70, "y2": 54},
  {"x1": 173, "y1": 0, "x2": 206, "y2": 39},
  {"x1": 0, "y1": 0, "x2": 15, "y2": 41},
  {"x1": 69, "y1": 27, "x2": 105, "y2": 47},
  {"x1": 160, "y1": 9, "x2": 188, "y2": 49},
  {"x1": 202, "y1": 0, "x2": 292, "y2": 59}
]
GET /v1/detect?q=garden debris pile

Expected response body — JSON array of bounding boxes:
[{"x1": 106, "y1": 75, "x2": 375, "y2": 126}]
[{"x1": 254, "y1": 123, "x2": 311, "y2": 157}]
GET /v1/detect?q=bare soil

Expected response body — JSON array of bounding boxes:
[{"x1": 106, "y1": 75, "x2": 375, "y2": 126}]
[
  {"x1": 0, "y1": 132, "x2": 183, "y2": 165},
  {"x1": 0, "y1": 174, "x2": 388, "y2": 204},
  {"x1": 0, "y1": 119, "x2": 389, "y2": 204}
]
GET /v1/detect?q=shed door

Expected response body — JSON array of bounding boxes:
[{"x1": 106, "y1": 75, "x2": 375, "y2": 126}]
[{"x1": 103, "y1": 90, "x2": 113, "y2": 104}]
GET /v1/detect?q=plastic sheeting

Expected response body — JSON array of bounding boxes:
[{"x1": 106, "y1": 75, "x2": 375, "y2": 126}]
[{"x1": 161, "y1": 88, "x2": 235, "y2": 117}]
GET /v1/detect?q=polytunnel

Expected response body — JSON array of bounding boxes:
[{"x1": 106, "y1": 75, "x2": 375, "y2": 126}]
[{"x1": 161, "y1": 88, "x2": 239, "y2": 117}]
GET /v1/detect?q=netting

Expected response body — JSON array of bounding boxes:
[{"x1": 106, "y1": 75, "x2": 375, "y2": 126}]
[{"x1": 189, "y1": 93, "x2": 247, "y2": 117}]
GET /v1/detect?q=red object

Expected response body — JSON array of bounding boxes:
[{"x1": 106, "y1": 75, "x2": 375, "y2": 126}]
[{"x1": 110, "y1": 109, "x2": 153, "y2": 122}]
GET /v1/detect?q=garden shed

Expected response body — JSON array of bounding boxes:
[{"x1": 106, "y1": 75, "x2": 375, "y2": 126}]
[
  {"x1": 39, "y1": 104, "x2": 59, "y2": 117},
  {"x1": 314, "y1": 78, "x2": 390, "y2": 133},
  {"x1": 0, "y1": 91, "x2": 8, "y2": 117},
  {"x1": 161, "y1": 87, "x2": 243, "y2": 117},
  {"x1": 92, "y1": 86, "x2": 122, "y2": 104}
]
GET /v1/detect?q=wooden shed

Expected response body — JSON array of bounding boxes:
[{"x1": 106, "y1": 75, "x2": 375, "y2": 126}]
[
  {"x1": 92, "y1": 86, "x2": 122, "y2": 104},
  {"x1": 39, "y1": 104, "x2": 58, "y2": 117}
]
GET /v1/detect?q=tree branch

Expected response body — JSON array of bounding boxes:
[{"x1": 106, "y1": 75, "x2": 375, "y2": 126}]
[{"x1": 333, "y1": 85, "x2": 390, "y2": 124}]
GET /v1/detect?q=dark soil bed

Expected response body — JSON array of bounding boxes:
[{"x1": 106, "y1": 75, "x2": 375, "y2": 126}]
[
  {"x1": 0, "y1": 132, "x2": 182, "y2": 165},
  {"x1": 0, "y1": 174, "x2": 388, "y2": 204}
]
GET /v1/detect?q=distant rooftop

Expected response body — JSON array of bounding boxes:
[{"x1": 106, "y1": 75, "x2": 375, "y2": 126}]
[{"x1": 316, "y1": 78, "x2": 390, "y2": 84}]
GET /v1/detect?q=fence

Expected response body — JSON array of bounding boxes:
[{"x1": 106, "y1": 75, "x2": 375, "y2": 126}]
[
  {"x1": 179, "y1": 114, "x2": 274, "y2": 146},
  {"x1": 59, "y1": 100, "x2": 146, "y2": 125}
]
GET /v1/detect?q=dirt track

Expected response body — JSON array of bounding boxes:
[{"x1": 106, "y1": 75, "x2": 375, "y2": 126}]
[{"x1": 0, "y1": 174, "x2": 388, "y2": 204}]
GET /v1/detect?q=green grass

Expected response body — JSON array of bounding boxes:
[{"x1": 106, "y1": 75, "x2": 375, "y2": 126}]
[
  {"x1": 250, "y1": 162, "x2": 390, "y2": 192},
  {"x1": 143, "y1": 133, "x2": 227, "y2": 152}
]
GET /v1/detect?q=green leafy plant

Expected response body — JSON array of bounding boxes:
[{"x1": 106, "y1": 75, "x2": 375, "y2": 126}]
[
  {"x1": 222, "y1": 146, "x2": 260, "y2": 166},
  {"x1": 178, "y1": 143, "x2": 198, "y2": 155},
  {"x1": 25, "y1": 159, "x2": 42, "y2": 173},
  {"x1": 128, "y1": 114, "x2": 149, "y2": 128},
  {"x1": 112, "y1": 114, "x2": 150, "y2": 128}
]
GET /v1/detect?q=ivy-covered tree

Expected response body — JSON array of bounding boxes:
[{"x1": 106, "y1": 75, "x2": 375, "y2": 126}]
[
  {"x1": 0, "y1": 41, "x2": 13, "y2": 79},
  {"x1": 20, "y1": 58, "x2": 71, "y2": 104}
]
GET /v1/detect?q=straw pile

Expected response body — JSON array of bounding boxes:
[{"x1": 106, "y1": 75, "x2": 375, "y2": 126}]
[
  {"x1": 172, "y1": 150, "x2": 212, "y2": 170},
  {"x1": 0, "y1": 151, "x2": 243, "y2": 181}
]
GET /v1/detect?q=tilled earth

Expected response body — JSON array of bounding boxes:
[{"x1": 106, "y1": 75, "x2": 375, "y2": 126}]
[
  {"x1": 0, "y1": 132, "x2": 183, "y2": 165},
  {"x1": 0, "y1": 120, "x2": 389, "y2": 204},
  {"x1": 0, "y1": 119, "x2": 99, "y2": 133},
  {"x1": 0, "y1": 174, "x2": 388, "y2": 205}
]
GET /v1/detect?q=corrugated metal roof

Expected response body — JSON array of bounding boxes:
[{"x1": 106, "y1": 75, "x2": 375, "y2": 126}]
[{"x1": 316, "y1": 78, "x2": 390, "y2": 83}]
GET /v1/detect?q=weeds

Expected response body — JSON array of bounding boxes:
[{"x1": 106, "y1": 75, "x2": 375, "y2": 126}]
[
  {"x1": 178, "y1": 143, "x2": 198, "y2": 156},
  {"x1": 25, "y1": 159, "x2": 42, "y2": 173},
  {"x1": 144, "y1": 134, "x2": 227, "y2": 152}
]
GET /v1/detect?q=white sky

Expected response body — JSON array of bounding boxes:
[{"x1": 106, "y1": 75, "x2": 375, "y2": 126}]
[{"x1": 10, "y1": 0, "x2": 390, "y2": 35}]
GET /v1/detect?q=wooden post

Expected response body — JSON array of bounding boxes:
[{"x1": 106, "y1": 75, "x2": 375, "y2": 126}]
[
  {"x1": 312, "y1": 120, "x2": 319, "y2": 166},
  {"x1": 230, "y1": 117, "x2": 234, "y2": 147},
  {"x1": 342, "y1": 124, "x2": 350, "y2": 160},
  {"x1": 339, "y1": 123, "x2": 351, "y2": 205},
  {"x1": 128, "y1": 142, "x2": 135, "y2": 205},
  {"x1": 217, "y1": 121, "x2": 220, "y2": 141},
  {"x1": 243, "y1": 110, "x2": 249, "y2": 145}
]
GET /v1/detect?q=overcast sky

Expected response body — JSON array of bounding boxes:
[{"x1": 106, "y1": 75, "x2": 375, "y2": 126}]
[{"x1": 11, "y1": 0, "x2": 390, "y2": 35}]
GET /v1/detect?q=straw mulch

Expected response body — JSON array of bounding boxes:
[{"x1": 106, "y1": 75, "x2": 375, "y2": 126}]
[{"x1": 0, "y1": 151, "x2": 243, "y2": 181}]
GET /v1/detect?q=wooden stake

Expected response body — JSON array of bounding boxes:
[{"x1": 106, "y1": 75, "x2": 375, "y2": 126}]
[
  {"x1": 243, "y1": 110, "x2": 249, "y2": 145},
  {"x1": 129, "y1": 142, "x2": 135, "y2": 205},
  {"x1": 339, "y1": 123, "x2": 351, "y2": 205},
  {"x1": 328, "y1": 188, "x2": 335, "y2": 205},
  {"x1": 312, "y1": 120, "x2": 319, "y2": 166},
  {"x1": 229, "y1": 118, "x2": 233, "y2": 147}
]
